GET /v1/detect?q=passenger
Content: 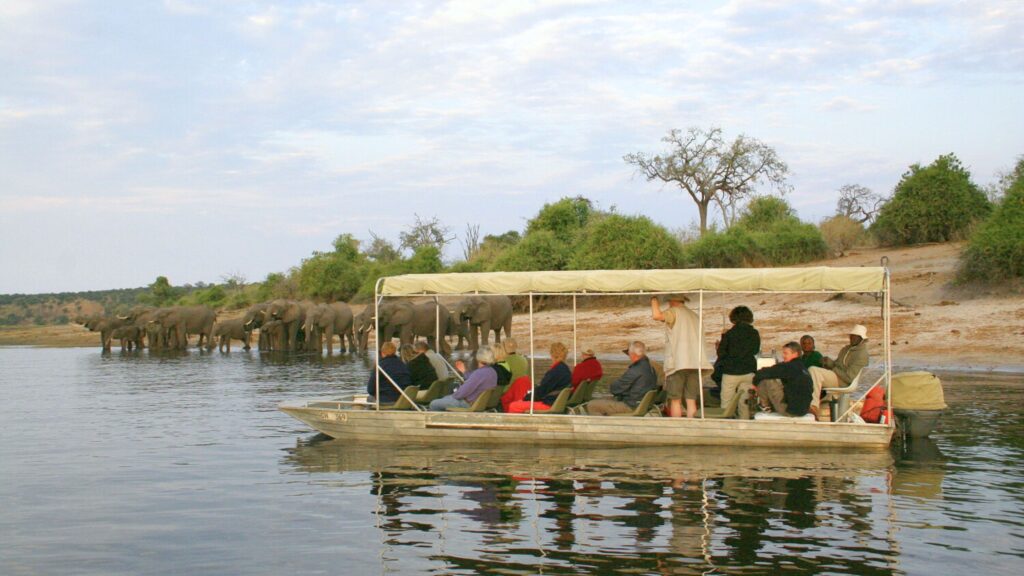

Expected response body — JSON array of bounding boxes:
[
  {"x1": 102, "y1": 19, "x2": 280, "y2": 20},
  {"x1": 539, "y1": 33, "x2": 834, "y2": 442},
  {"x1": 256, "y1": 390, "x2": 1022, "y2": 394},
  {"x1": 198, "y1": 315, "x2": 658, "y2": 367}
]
[
  {"x1": 429, "y1": 346, "x2": 498, "y2": 411},
  {"x1": 492, "y1": 344, "x2": 513, "y2": 388},
  {"x1": 651, "y1": 294, "x2": 712, "y2": 418},
  {"x1": 365, "y1": 342, "x2": 413, "y2": 404},
  {"x1": 421, "y1": 341, "x2": 450, "y2": 380},
  {"x1": 800, "y1": 335, "x2": 823, "y2": 368},
  {"x1": 715, "y1": 306, "x2": 760, "y2": 420},
  {"x1": 809, "y1": 325, "x2": 870, "y2": 389},
  {"x1": 507, "y1": 342, "x2": 572, "y2": 413},
  {"x1": 586, "y1": 341, "x2": 657, "y2": 416},
  {"x1": 751, "y1": 342, "x2": 813, "y2": 417},
  {"x1": 571, "y1": 347, "x2": 604, "y2": 391},
  {"x1": 406, "y1": 342, "x2": 438, "y2": 389},
  {"x1": 503, "y1": 337, "x2": 529, "y2": 381}
]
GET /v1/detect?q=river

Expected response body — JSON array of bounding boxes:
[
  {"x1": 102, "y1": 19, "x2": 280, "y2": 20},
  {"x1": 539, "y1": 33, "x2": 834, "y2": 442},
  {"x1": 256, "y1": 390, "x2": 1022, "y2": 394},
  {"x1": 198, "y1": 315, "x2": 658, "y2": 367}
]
[{"x1": 1, "y1": 347, "x2": 1021, "y2": 575}]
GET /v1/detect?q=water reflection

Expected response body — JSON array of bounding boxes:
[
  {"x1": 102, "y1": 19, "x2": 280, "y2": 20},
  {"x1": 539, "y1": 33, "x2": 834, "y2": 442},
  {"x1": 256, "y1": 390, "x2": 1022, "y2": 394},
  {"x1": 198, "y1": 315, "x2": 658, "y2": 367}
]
[{"x1": 283, "y1": 439, "x2": 903, "y2": 574}]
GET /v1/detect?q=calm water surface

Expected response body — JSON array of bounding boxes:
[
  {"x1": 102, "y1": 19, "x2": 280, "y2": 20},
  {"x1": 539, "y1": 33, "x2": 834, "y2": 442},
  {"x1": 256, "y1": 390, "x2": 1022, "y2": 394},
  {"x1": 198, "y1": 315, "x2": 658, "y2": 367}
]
[{"x1": 1, "y1": 347, "x2": 1021, "y2": 575}]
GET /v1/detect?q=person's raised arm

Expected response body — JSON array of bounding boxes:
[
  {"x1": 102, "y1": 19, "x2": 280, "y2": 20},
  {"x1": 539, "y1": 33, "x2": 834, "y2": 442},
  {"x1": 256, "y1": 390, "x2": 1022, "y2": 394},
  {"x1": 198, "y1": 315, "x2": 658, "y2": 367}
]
[{"x1": 650, "y1": 297, "x2": 665, "y2": 322}]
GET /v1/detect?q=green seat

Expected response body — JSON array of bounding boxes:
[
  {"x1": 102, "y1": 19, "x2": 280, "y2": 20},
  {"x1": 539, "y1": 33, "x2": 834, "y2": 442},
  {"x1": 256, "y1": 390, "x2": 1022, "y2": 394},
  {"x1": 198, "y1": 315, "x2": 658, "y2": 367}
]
[
  {"x1": 583, "y1": 378, "x2": 601, "y2": 403},
  {"x1": 487, "y1": 383, "x2": 510, "y2": 411},
  {"x1": 629, "y1": 389, "x2": 659, "y2": 417},
  {"x1": 567, "y1": 379, "x2": 592, "y2": 407},
  {"x1": 448, "y1": 387, "x2": 495, "y2": 413},
  {"x1": 416, "y1": 378, "x2": 453, "y2": 404},
  {"x1": 702, "y1": 386, "x2": 742, "y2": 418},
  {"x1": 379, "y1": 386, "x2": 420, "y2": 411},
  {"x1": 533, "y1": 387, "x2": 573, "y2": 415}
]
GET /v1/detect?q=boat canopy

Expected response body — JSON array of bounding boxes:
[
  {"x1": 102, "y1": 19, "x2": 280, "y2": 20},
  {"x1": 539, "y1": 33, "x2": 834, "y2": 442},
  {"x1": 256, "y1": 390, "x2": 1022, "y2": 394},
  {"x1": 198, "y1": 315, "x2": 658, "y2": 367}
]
[{"x1": 379, "y1": 267, "x2": 885, "y2": 296}]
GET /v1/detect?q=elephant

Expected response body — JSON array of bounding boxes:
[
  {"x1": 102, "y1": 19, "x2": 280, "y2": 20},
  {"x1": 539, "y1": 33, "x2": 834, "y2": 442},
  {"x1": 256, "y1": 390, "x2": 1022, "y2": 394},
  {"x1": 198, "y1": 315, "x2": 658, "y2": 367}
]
[
  {"x1": 116, "y1": 305, "x2": 162, "y2": 350},
  {"x1": 453, "y1": 295, "x2": 513, "y2": 351},
  {"x1": 304, "y1": 302, "x2": 355, "y2": 355},
  {"x1": 206, "y1": 318, "x2": 249, "y2": 352},
  {"x1": 260, "y1": 319, "x2": 286, "y2": 351},
  {"x1": 354, "y1": 307, "x2": 374, "y2": 353},
  {"x1": 78, "y1": 315, "x2": 130, "y2": 352},
  {"x1": 110, "y1": 325, "x2": 141, "y2": 351},
  {"x1": 377, "y1": 300, "x2": 453, "y2": 352},
  {"x1": 264, "y1": 299, "x2": 308, "y2": 351},
  {"x1": 149, "y1": 306, "x2": 216, "y2": 350},
  {"x1": 242, "y1": 302, "x2": 271, "y2": 351}
]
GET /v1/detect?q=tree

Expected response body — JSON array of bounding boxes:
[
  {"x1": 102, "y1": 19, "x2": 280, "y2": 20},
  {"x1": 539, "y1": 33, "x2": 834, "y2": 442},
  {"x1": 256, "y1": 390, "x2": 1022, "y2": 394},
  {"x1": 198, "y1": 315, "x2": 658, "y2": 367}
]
[
  {"x1": 460, "y1": 223, "x2": 481, "y2": 261},
  {"x1": 399, "y1": 214, "x2": 455, "y2": 254},
  {"x1": 624, "y1": 127, "x2": 789, "y2": 236},
  {"x1": 526, "y1": 196, "x2": 594, "y2": 242},
  {"x1": 820, "y1": 215, "x2": 865, "y2": 257},
  {"x1": 871, "y1": 154, "x2": 991, "y2": 246},
  {"x1": 365, "y1": 231, "x2": 400, "y2": 263},
  {"x1": 959, "y1": 158, "x2": 1024, "y2": 283},
  {"x1": 836, "y1": 184, "x2": 884, "y2": 224},
  {"x1": 142, "y1": 276, "x2": 178, "y2": 307},
  {"x1": 985, "y1": 155, "x2": 1024, "y2": 203},
  {"x1": 735, "y1": 196, "x2": 795, "y2": 231},
  {"x1": 569, "y1": 214, "x2": 684, "y2": 270}
]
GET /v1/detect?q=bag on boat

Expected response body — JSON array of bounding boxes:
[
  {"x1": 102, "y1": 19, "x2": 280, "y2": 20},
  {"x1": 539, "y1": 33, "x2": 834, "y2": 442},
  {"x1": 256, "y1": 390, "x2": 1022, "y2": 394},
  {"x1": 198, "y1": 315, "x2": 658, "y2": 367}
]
[{"x1": 860, "y1": 386, "x2": 888, "y2": 423}]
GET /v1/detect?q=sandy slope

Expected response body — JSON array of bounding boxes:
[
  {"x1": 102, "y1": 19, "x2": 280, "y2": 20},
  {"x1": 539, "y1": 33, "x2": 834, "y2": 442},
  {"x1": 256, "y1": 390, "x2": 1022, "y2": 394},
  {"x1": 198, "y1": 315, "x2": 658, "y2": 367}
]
[{"x1": 3, "y1": 242, "x2": 1021, "y2": 371}]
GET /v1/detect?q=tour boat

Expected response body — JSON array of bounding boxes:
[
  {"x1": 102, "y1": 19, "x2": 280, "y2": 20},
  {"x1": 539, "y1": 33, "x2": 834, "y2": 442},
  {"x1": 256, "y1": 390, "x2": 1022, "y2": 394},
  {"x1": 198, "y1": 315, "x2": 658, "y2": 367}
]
[{"x1": 280, "y1": 266, "x2": 897, "y2": 449}]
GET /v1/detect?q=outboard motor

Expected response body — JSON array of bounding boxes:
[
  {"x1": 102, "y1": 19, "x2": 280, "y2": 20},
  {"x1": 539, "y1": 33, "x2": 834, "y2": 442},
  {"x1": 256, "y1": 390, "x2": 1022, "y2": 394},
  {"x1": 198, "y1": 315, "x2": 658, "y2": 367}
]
[{"x1": 891, "y1": 371, "x2": 947, "y2": 438}]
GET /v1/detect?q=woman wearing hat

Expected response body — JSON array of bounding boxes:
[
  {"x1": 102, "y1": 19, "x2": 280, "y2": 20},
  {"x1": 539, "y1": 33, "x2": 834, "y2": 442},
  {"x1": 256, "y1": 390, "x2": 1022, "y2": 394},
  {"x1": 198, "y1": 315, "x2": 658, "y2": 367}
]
[
  {"x1": 571, "y1": 348, "x2": 603, "y2": 392},
  {"x1": 651, "y1": 293, "x2": 713, "y2": 418}
]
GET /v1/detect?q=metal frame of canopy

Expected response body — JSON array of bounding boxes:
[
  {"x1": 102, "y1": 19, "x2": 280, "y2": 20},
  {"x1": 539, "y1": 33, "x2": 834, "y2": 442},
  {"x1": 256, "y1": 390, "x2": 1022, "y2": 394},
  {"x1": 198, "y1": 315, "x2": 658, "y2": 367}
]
[{"x1": 370, "y1": 265, "x2": 893, "y2": 426}]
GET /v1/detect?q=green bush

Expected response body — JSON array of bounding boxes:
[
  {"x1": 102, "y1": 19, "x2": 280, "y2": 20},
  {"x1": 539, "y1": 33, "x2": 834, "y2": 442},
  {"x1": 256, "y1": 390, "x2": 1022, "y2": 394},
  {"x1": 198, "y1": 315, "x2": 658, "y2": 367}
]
[
  {"x1": 683, "y1": 228, "x2": 762, "y2": 267},
  {"x1": 526, "y1": 197, "x2": 593, "y2": 242},
  {"x1": 872, "y1": 154, "x2": 991, "y2": 245},
  {"x1": 569, "y1": 214, "x2": 684, "y2": 269},
  {"x1": 749, "y1": 222, "x2": 828, "y2": 265},
  {"x1": 959, "y1": 166, "x2": 1024, "y2": 283},
  {"x1": 492, "y1": 230, "x2": 573, "y2": 271},
  {"x1": 736, "y1": 196, "x2": 795, "y2": 231}
]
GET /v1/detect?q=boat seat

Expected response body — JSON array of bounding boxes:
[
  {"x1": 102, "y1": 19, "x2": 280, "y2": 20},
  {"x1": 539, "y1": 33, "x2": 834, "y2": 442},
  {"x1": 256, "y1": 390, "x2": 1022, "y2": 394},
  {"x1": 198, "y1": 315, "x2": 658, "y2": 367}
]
[
  {"x1": 378, "y1": 386, "x2": 420, "y2": 411},
  {"x1": 582, "y1": 378, "x2": 600, "y2": 403},
  {"x1": 753, "y1": 411, "x2": 816, "y2": 422},
  {"x1": 628, "y1": 389, "x2": 659, "y2": 417},
  {"x1": 416, "y1": 378, "x2": 454, "y2": 404},
  {"x1": 567, "y1": 379, "x2": 592, "y2": 407},
  {"x1": 487, "y1": 383, "x2": 510, "y2": 411},
  {"x1": 448, "y1": 387, "x2": 495, "y2": 413},
  {"x1": 533, "y1": 387, "x2": 573, "y2": 414},
  {"x1": 824, "y1": 369, "x2": 863, "y2": 422},
  {"x1": 702, "y1": 386, "x2": 743, "y2": 419}
]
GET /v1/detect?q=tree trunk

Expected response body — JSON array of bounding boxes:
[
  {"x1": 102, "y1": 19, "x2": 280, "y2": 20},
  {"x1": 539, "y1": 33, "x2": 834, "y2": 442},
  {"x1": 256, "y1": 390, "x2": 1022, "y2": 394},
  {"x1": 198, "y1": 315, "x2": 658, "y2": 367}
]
[{"x1": 698, "y1": 202, "x2": 710, "y2": 236}]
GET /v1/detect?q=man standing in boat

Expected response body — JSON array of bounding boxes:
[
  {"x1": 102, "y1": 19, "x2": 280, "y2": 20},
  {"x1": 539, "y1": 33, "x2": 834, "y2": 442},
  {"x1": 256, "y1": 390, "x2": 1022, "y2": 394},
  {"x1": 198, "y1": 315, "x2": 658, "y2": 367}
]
[{"x1": 651, "y1": 294, "x2": 712, "y2": 418}]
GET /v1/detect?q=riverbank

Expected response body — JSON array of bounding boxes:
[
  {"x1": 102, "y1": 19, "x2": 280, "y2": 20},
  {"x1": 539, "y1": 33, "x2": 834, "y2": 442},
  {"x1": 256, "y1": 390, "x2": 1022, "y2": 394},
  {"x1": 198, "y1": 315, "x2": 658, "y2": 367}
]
[{"x1": 3, "y1": 242, "x2": 1021, "y2": 372}]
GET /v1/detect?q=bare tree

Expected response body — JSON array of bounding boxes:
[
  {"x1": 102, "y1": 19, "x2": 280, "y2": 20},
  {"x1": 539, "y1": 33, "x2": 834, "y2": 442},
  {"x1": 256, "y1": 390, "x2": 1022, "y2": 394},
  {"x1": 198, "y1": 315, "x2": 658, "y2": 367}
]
[
  {"x1": 461, "y1": 223, "x2": 481, "y2": 261},
  {"x1": 624, "y1": 127, "x2": 789, "y2": 236},
  {"x1": 836, "y1": 184, "x2": 884, "y2": 224},
  {"x1": 711, "y1": 193, "x2": 745, "y2": 229},
  {"x1": 399, "y1": 214, "x2": 455, "y2": 253},
  {"x1": 366, "y1": 231, "x2": 401, "y2": 263}
]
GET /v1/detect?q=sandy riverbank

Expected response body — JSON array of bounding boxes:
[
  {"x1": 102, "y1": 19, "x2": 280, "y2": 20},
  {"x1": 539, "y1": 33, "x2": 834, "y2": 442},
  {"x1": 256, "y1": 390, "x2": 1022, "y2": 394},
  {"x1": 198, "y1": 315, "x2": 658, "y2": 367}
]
[{"x1": 3, "y1": 242, "x2": 1022, "y2": 372}]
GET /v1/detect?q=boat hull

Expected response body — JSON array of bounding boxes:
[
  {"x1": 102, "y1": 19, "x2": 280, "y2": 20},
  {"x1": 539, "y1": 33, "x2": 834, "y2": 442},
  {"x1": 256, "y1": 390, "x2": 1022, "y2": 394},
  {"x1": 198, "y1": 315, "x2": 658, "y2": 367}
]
[{"x1": 279, "y1": 402, "x2": 894, "y2": 448}]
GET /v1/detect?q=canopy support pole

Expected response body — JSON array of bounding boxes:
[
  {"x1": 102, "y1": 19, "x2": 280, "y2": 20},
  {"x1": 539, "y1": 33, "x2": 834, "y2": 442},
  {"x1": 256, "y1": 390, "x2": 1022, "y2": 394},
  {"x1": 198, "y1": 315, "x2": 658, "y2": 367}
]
[
  {"x1": 434, "y1": 296, "x2": 440, "y2": 353},
  {"x1": 529, "y1": 292, "x2": 536, "y2": 416},
  {"x1": 572, "y1": 294, "x2": 578, "y2": 365},
  {"x1": 884, "y1": 268, "x2": 893, "y2": 427},
  {"x1": 373, "y1": 280, "x2": 383, "y2": 411},
  {"x1": 698, "y1": 289, "x2": 705, "y2": 419}
]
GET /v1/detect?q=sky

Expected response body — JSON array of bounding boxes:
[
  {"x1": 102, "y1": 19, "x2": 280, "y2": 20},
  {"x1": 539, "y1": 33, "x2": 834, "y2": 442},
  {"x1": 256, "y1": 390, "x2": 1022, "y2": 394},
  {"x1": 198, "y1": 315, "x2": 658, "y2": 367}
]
[{"x1": 1, "y1": 0, "x2": 1021, "y2": 294}]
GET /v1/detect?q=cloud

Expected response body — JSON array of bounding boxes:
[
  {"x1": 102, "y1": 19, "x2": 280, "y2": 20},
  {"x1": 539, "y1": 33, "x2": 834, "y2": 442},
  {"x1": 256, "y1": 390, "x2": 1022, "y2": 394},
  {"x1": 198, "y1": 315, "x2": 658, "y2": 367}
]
[{"x1": 820, "y1": 96, "x2": 879, "y2": 112}]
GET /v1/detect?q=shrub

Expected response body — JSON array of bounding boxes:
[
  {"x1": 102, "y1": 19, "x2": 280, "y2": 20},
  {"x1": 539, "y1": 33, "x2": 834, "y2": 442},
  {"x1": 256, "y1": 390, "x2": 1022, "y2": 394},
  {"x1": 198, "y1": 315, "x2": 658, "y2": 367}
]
[
  {"x1": 683, "y1": 228, "x2": 762, "y2": 268},
  {"x1": 820, "y1": 215, "x2": 865, "y2": 256},
  {"x1": 526, "y1": 196, "x2": 594, "y2": 242},
  {"x1": 749, "y1": 222, "x2": 828, "y2": 265},
  {"x1": 959, "y1": 166, "x2": 1024, "y2": 283},
  {"x1": 872, "y1": 154, "x2": 991, "y2": 245},
  {"x1": 736, "y1": 196, "x2": 796, "y2": 231},
  {"x1": 569, "y1": 214, "x2": 684, "y2": 269},
  {"x1": 492, "y1": 230, "x2": 573, "y2": 271}
]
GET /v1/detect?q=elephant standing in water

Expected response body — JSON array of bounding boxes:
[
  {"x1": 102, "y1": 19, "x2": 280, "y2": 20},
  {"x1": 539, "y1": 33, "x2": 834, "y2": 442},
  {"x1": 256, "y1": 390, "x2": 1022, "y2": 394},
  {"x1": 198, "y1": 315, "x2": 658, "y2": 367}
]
[
  {"x1": 264, "y1": 299, "x2": 308, "y2": 351},
  {"x1": 242, "y1": 303, "x2": 270, "y2": 351},
  {"x1": 377, "y1": 300, "x2": 454, "y2": 353},
  {"x1": 453, "y1": 295, "x2": 513, "y2": 351},
  {"x1": 304, "y1": 302, "x2": 355, "y2": 355},
  {"x1": 110, "y1": 325, "x2": 141, "y2": 351},
  {"x1": 116, "y1": 305, "x2": 164, "y2": 350},
  {"x1": 77, "y1": 315, "x2": 130, "y2": 352},
  {"x1": 149, "y1": 306, "x2": 216, "y2": 350},
  {"x1": 354, "y1": 307, "x2": 374, "y2": 354},
  {"x1": 207, "y1": 318, "x2": 249, "y2": 352}
]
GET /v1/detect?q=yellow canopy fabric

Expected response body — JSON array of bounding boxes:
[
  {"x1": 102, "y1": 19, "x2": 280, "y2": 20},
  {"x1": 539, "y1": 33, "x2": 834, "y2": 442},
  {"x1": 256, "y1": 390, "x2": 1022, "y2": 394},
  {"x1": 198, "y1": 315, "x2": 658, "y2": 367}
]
[{"x1": 379, "y1": 267, "x2": 885, "y2": 296}]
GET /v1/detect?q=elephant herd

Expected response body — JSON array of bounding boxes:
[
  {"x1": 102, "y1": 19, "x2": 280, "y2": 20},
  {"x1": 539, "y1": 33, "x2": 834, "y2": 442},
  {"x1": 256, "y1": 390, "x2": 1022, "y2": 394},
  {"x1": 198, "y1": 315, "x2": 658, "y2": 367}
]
[{"x1": 75, "y1": 295, "x2": 515, "y2": 355}]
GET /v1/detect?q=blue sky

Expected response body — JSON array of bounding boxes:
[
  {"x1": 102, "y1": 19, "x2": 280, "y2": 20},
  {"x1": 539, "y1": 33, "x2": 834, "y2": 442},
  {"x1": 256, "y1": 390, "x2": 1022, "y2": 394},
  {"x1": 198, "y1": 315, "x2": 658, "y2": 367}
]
[{"x1": 1, "y1": 0, "x2": 1021, "y2": 293}]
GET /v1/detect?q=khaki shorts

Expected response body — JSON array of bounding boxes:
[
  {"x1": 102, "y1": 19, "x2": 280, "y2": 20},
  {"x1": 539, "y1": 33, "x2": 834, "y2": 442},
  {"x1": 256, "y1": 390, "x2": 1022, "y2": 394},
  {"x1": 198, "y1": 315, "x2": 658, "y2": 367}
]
[{"x1": 665, "y1": 369, "x2": 701, "y2": 400}]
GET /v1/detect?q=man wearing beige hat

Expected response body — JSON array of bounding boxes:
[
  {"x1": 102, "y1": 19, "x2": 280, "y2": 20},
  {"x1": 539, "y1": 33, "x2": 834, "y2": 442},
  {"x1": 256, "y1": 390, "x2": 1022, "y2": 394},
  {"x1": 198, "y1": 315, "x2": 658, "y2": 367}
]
[
  {"x1": 651, "y1": 293, "x2": 713, "y2": 418},
  {"x1": 808, "y1": 324, "x2": 870, "y2": 391}
]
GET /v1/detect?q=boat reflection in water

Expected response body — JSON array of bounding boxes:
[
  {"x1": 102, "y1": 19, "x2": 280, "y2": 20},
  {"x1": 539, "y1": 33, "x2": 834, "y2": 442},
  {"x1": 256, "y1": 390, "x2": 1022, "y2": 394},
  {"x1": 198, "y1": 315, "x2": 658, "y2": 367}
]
[{"x1": 282, "y1": 437, "x2": 944, "y2": 574}]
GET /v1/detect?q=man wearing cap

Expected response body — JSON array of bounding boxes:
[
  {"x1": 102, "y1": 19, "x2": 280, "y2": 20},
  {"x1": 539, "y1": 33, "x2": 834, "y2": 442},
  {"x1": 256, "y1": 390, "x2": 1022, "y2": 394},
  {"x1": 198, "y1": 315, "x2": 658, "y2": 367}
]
[
  {"x1": 809, "y1": 324, "x2": 870, "y2": 390},
  {"x1": 571, "y1": 347, "x2": 604, "y2": 392},
  {"x1": 651, "y1": 294, "x2": 713, "y2": 418},
  {"x1": 587, "y1": 341, "x2": 657, "y2": 416}
]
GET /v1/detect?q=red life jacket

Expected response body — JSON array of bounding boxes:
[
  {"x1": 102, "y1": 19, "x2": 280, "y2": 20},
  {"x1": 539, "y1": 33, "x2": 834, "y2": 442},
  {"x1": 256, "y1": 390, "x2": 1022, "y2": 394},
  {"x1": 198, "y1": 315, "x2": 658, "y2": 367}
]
[{"x1": 860, "y1": 387, "x2": 888, "y2": 423}]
